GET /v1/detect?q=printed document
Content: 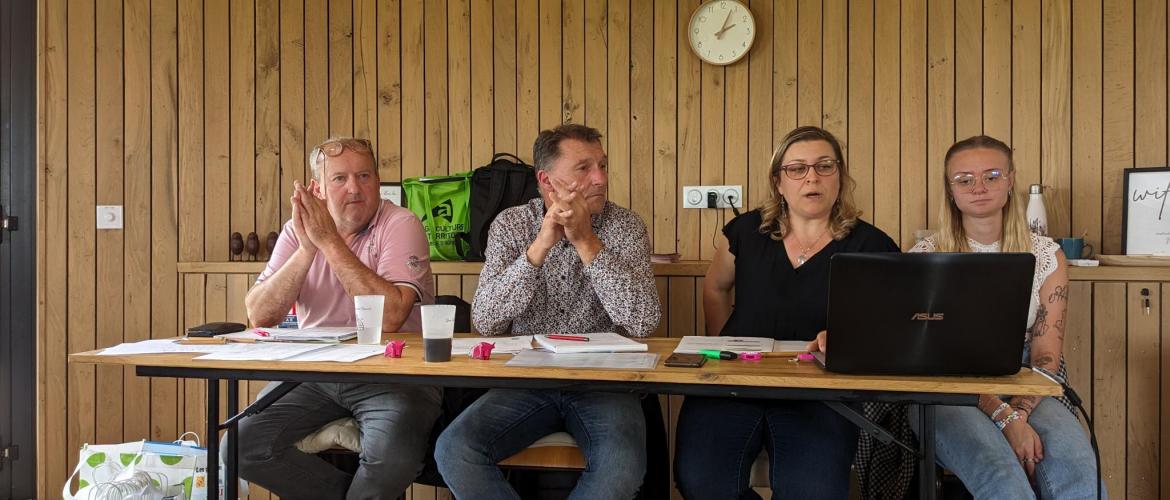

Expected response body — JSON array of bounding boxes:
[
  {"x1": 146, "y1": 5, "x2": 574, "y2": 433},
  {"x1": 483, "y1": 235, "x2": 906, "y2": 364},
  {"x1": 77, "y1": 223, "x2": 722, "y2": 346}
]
[
  {"x1": 99, "y1": 339, "x2": 240, "y2": 355},
  {"x1": 506, "y1": 350, "x2": 659, "y2": 370},
  {"x1": 280, "y1": 344, "x2": 388, "y2": 363},
  {"x1": 195, "y1": 343, "x2": 330, "y2": 361},
  {"x1": 673, "y1": 336, "x2": 776, "y2": 354}
]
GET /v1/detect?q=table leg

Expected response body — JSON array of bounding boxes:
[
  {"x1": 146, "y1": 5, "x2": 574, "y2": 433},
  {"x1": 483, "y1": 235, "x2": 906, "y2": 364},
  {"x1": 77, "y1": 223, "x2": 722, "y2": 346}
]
[
  {"x1": 226, "y1": 380, "x2": 239, "y2": 499},
  {"x1": 207, "y1": 378, "x2": 220, "y2": 500},
  {"x1": 918, "y1": 404, "x2": 937, "y2": 500}
]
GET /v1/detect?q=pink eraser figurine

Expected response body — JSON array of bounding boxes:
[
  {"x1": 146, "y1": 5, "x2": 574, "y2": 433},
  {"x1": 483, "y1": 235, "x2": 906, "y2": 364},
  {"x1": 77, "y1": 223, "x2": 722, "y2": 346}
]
[
  {"x1": 796, "y1": 353, "x2": 815, "y2": 362},
  {"x1": 470, "y1": 342, "x2": 496, "y2": 360},
  {"x1": 739, "y1": 352, "x2": 763, "y2": 361},
  {"x1": 384, "y1": 340, "x2": 406, "y2": 358}
]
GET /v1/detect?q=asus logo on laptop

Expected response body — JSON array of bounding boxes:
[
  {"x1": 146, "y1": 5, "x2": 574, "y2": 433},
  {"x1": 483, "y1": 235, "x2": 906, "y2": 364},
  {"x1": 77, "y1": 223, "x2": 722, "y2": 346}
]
[{"x1": 910, "y1": 313, "x2": 944, "y2": 321}]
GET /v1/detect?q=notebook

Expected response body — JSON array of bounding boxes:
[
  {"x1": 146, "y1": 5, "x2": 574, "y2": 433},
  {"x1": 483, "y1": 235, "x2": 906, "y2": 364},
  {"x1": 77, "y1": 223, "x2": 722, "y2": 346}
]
[
  {"x1": 219, "y1": 327, "x2": 359, "y2": 343},
  {"x1": 533, "y1": 332, "x2": 649, "y2": 354}
]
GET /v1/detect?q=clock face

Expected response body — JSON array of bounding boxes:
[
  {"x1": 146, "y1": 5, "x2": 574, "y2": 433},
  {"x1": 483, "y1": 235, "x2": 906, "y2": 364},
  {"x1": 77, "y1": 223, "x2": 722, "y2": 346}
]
[{"x1": 688, "y1": 0, "x2": 756, "y2": 66}]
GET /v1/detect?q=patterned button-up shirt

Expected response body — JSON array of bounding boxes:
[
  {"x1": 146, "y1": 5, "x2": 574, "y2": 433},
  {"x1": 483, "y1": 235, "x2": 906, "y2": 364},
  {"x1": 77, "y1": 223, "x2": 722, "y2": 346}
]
[{"x1": 472, "y1": 198, "x2": 661, "y2": 338}]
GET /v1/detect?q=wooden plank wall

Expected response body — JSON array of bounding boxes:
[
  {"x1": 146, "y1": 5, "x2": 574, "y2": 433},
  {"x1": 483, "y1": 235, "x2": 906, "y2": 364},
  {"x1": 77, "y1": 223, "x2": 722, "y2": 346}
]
[{"x1": 35, "y1": 0, "x2": 1170, "y2": 497}]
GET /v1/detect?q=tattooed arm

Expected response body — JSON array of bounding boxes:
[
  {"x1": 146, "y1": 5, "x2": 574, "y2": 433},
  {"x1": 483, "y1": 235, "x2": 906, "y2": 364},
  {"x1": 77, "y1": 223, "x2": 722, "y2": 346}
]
[{"x1": 1010, "y1": 250, "x2": 1070, "y2": 420}]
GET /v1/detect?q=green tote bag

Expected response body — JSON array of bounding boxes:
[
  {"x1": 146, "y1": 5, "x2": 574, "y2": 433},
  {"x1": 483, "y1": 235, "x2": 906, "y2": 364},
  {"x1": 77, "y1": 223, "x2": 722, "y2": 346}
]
[{"x1": 402, "y1": 172, "x2": 472, "y2": 261}]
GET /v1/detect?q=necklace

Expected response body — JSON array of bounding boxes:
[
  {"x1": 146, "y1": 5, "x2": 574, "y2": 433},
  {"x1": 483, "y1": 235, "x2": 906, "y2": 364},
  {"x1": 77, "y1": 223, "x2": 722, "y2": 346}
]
[{"x1": 792, "y1": 228, "x2": 829, "y2": 266}]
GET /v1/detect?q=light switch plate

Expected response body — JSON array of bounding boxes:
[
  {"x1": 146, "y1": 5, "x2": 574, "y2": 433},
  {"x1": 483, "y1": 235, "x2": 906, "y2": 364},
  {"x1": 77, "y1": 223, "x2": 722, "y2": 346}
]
[
  {"x1": 96, "y1": 205, "x2": 123, "y2": 229},
  {"x1": 681, "y1": 185, "x2": 743, "y2": 209}
]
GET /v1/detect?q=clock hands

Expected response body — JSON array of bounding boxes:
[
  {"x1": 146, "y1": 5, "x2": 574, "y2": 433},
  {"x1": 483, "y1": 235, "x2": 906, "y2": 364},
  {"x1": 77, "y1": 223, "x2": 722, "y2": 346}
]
[
  {"x1": 714, "y1": 10, "x2": 733, "y2": 39},
  {"x1": 714, "y1": 23, "x2": 738, "y2": 39}
]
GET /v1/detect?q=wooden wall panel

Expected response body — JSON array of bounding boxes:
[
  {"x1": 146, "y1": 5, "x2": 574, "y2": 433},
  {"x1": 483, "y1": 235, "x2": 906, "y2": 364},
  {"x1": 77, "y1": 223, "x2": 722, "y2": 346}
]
[
  {"x1": 38, "y1": 0, "x2": 1170, "y2": 495},
  {"x1": 95, "y1": 0, "x2": 125, "y2": 445},
  {"x1": 122, "y1": 0, "x2": 153, "y2": 466},
  {"x1": 1094, "y1": 283, "x2": 1126, "y2": 496},
  {"x1": 1127, "y1": 284, "x2": 1160, "y2": 498}
]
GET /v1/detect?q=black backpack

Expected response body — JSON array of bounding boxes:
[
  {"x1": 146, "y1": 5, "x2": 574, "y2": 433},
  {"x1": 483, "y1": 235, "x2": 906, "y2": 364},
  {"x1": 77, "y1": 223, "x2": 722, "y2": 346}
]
[{"x1": 462, "y1": 153, "x2": 541, "y2": 261}]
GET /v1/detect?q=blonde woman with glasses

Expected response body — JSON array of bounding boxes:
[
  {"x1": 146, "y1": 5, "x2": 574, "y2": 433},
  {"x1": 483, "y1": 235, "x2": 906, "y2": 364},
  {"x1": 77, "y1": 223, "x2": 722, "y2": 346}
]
[
  {"x1": 813, "y1": 136, "x2": 1101, "y2": 499},
  {"x1": 675, "y1": 126, "x2": 898, "y2": 499}
]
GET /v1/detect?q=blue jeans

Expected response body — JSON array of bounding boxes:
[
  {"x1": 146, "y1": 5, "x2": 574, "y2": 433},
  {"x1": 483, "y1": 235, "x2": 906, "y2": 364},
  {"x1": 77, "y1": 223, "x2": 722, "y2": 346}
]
[
  {"x1": 674, "y1": 397, "x2": 858, "y2": 499},
  {"x1": 910, "y1": 397, "x2": 1104, "y2": 499},
  {"x1": 435, "y1": 389, "x2": 646, "y2": 500},
  {"x1": 232, "y1": 382, "x2": 442, "y2": 500}
]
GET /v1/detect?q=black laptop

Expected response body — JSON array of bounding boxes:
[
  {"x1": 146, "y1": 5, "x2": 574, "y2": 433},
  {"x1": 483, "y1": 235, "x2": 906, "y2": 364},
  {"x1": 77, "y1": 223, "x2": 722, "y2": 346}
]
[{"x1": 816, "y1": 252, "x2": 1035, "y2": 376}]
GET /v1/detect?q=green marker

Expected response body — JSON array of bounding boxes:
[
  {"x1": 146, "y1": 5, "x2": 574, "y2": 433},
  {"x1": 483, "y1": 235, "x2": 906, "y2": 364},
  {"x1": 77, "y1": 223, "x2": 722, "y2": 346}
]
[{"x1": 698, "y1": 349, "x2": 737, "y2": 360}]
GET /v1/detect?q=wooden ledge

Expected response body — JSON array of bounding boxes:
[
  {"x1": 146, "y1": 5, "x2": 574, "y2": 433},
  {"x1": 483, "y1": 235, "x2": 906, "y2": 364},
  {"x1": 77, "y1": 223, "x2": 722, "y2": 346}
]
[
  {"x1": 177, "y1": 260, "x2": 711, "y2": 276},
  {"x1": 177, "y1": 261, "x2": 1170, "y2": 282}
]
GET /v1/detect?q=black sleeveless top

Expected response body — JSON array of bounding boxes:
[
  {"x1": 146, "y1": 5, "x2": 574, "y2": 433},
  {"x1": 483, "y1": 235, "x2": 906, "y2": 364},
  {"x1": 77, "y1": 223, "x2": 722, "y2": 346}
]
[{"x1": 720, "y1": 210, "x2": 900, "y2": 341}]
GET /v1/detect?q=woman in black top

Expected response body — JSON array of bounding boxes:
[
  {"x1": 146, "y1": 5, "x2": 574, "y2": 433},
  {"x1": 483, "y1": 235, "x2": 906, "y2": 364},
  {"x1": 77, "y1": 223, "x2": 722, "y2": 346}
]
[{"x1": 674, "y1": 126, "x2": 899, "y2": 499}]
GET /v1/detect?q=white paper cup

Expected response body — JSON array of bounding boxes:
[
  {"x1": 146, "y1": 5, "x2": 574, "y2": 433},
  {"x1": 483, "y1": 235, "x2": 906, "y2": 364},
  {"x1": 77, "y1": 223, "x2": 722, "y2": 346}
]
[
  {"x1": 354, "y1": 295, "x2": 385, "y2": 345},
  {"x1": 421, "y1": 304, "x2": 456, "y2": 362}
]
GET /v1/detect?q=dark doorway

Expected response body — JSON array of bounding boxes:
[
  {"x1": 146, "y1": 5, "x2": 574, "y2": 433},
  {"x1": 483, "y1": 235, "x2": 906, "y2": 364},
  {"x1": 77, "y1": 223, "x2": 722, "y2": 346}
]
[{"x1": 0, "y1": 0, "x2": 37, "y2": 497}]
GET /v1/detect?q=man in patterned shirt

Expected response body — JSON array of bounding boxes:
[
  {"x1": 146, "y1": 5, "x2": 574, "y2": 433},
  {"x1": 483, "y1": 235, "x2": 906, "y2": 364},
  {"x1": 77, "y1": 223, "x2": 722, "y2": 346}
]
[{"x1": 435, "y1": 123, "x2": 661, "y2": 499}]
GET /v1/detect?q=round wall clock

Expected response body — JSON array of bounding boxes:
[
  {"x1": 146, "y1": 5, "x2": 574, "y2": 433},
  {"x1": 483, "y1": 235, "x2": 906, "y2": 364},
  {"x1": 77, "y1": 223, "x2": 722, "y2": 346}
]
[{"x1": 688, "y1": 0, "x2": 756, "y2": 66}]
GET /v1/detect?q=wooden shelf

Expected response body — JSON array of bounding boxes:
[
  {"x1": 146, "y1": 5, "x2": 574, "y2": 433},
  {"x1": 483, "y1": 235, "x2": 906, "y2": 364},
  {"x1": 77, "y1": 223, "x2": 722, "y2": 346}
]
[
  {"x1": 177, "y1": 260, "x2": 711, "y2": 277},
  {"x1": 178, "y1": 261, "x2": 1170, "y2": 282}
]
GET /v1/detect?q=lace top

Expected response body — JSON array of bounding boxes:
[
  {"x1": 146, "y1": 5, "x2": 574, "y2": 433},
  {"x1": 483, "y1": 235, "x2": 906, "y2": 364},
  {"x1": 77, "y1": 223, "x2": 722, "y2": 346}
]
[{"x1": 911, "y1": 233, "x2": 1061, "y2": 332}]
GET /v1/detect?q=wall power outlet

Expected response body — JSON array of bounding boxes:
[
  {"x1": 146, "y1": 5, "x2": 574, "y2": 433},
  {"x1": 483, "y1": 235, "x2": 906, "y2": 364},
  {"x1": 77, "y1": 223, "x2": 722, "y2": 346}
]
[{"x1": 681, "y1": 185, "x2": 743, "y2": 209}]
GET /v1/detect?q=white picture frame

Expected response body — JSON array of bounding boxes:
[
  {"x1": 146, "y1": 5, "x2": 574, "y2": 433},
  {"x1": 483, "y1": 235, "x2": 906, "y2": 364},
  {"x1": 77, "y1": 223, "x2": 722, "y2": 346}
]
[{"x1": 1123, "y1": 167, "x2": 1170, "y2": 255}]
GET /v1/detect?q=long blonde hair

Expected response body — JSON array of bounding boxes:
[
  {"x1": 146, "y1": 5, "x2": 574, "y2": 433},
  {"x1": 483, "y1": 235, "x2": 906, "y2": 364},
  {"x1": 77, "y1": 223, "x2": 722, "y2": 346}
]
[
  {"x1": 758, "y1": 126, "x2": 861, "y2": 241},
  {"x1": 934, "y1": 135, "x2": 1032, "y2": 252}
]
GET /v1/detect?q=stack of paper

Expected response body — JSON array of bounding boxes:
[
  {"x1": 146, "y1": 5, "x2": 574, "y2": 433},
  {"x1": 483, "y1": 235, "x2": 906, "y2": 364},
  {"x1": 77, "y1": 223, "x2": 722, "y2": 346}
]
[
  {"x1": 219, "y1": 327, "x2": 358, "y2": 343},
  {"x1": 506, "y1": 350, "x2": 659, "y2": 370},
  {"x1": 673, "y1": 336, "x2": 809, "y2": 355},
  {"x1": 99, "y1": 339, "x2": 240, "y2": 355},
  {"x1": 195, "y1": 343, "x2": 330, "y2": 361},
  {"x1": 674, "y1": 336, "x2": 774, "y2": 354},
  {"x1": 533, "y1": 332, "x2": 648, "y2": 353},
  {"x1": 280, "y1": 344, "x2": 387, "y2": 362}
]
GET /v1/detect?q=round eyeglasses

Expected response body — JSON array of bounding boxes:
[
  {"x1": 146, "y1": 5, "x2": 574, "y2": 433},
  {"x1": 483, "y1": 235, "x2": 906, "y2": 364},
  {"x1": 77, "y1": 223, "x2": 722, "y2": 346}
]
[
  {"x1": 312, "y1": 138, "x2": 373, "y2": 164},
  {"x1": 949, "y1": 169, "x2": 1007, "y2": 192},
  {"x1": 778, "y1": 159, "x2": 840, "y2": 180}
]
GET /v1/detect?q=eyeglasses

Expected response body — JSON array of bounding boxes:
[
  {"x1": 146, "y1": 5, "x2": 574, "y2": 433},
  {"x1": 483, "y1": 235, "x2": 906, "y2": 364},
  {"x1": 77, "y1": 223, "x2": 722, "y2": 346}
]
[
  {"x1": 312, "y1": 138, "x2": 372, "y2": 164},
  {"x1": 949, "y1": 169, "x2": 1007, "y2": 192},
  {"x1": 778, "y1": 159, "x2": 840, "y2": 180}
]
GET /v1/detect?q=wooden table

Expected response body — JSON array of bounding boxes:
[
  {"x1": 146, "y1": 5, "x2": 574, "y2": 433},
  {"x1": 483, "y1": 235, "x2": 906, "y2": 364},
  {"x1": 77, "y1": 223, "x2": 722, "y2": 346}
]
[{"x1": 71, "y1": 335, "x2": 1061, "y2": 500}]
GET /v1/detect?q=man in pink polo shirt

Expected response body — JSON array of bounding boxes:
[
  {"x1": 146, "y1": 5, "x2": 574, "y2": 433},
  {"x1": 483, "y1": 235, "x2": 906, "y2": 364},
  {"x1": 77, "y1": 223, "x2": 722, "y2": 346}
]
[{"x1": 237, "y1": 137, "x2": 440, "y2": 499}]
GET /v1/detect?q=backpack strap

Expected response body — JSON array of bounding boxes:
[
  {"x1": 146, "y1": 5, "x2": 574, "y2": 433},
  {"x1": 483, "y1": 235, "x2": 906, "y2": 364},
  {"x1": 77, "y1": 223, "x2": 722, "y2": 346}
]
[{"x1": 491, "y1": 152, "x2": 527, "y2": 166}]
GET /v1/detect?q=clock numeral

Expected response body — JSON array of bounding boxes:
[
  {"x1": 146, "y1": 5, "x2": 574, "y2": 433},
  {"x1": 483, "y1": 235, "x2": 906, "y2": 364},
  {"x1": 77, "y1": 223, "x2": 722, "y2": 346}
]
[
  {"x1": 743, "y1": 15, "x2": 748, "y2": 22},
  {"x1": 742, "y1": 42, "x2": 747, "y2": 47},
  {"x1": 731, "y1": 51, "x2": 736, "y2": 57},
  {"x1": 693, "y1": 28, "x2": 699, "y2": 35},
  {"x1": 699, "y1": 15, "x2": 706, "y2": 22},
  {"x1": 719, "y1": 54, "x2": 724, "y2": 61},
  {"x1": 698, "y1": 41, "x2": 703, "y2": 48}
]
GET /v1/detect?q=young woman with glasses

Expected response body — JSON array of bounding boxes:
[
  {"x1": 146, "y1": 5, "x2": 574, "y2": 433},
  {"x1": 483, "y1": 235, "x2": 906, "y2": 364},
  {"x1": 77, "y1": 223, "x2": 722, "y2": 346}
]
[
  {"x1": 813, "y1": 135, "x2": 1102, "y2": 499},
  {"x1": 674, "y1": 126, "x2": 899, "y2": 499}
]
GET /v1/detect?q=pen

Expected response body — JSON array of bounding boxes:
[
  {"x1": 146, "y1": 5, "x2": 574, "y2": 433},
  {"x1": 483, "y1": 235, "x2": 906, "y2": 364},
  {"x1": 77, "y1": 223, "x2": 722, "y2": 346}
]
[
  {"x1": 546, "y1": 334, "x2": 590, "y2": 342},
  {"x1": 698, "y1": 349, "x2": 737, "y2": 360}
]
